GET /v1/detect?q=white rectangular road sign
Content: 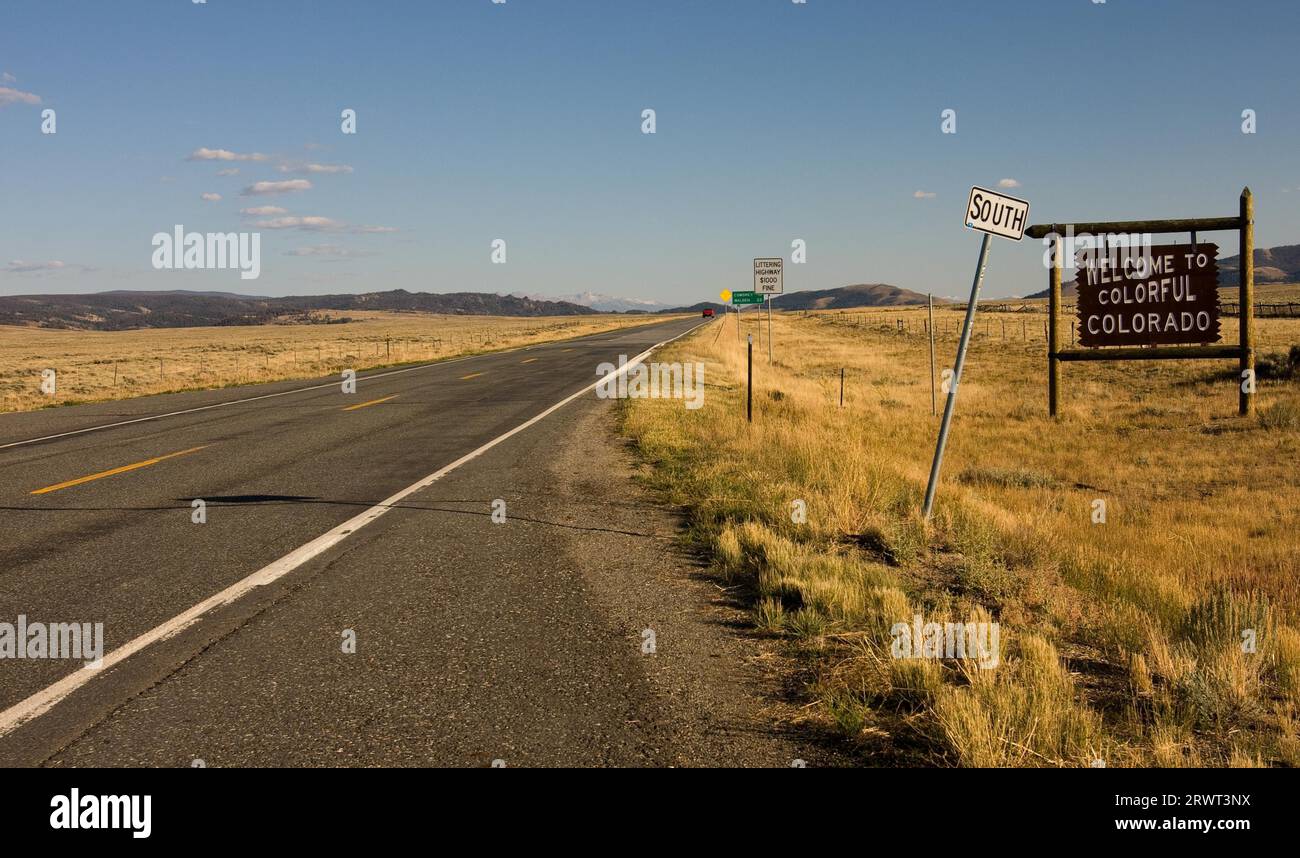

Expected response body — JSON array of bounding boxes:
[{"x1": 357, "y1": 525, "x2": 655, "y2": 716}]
[
  {"x1": 964, "y1": 187, "x2": 1030, "y2": 241},
  {"x1": 753, "y1": 257, "x2": 783, "y2": 294}
]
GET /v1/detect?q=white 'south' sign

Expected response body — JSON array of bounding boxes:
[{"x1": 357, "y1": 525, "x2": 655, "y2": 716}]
[
  {"x1": 753, "y1": 258, "x2": 783, "y2": 294},
  {"x1": 964, "y1": 187, "x2": 1030, "y2": 241}
]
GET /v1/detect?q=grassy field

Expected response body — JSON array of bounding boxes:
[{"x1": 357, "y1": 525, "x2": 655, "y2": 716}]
[
  {"x1": 1224, "y1": 282, "x2": 1300, "y2": 303},
  {"x1": 0, "y1": 311, "x2": 669, "y2": 413},
  {"x1": 622, "y1": 298, "x2": 1300, "y2": 767}
]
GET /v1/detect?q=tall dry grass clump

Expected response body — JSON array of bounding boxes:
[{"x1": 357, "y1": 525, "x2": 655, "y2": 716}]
[{"x1": 623, "y1": 299, "x2": 1300, "y2": 766}]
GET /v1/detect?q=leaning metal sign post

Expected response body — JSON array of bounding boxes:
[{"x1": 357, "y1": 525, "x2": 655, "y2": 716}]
[
  {"x1": 1029, "y1": 188, "x2": 1255, "y2": 418},
  {"x1": 922, "y1": 187, "x2": 1029, "y2": 521},
  {"x1": 753, "y1": 257, "x2": 783, "y2": 362}
]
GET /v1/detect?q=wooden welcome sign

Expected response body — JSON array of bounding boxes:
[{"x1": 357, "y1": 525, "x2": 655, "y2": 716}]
[
  {"x1": 1075, "y1": 243, "x2": 1221, "y2": 348},
  {"x1": 1026, "y1": 188, "x2": 1256, "y2": 418}
]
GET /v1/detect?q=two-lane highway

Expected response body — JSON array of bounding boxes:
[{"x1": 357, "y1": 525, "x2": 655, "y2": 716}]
[{"x1": 0, "y1": 317, "x2": 714, "y2": 765}]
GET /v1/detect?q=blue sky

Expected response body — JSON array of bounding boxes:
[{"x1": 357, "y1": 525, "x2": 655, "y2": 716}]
[{"x1": 1, "y1": 0, "x2": 1297, "y2": 303}]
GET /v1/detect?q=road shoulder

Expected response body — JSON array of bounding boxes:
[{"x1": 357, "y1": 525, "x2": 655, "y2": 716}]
[
  {"x1": 548, "y1": 399, "x2": 837, "y2": 766},
  {"x1": 32, "y1": 383, "x2": 836, "y2": 767}
]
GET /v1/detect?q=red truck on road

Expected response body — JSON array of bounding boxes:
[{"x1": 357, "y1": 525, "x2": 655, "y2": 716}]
[{"x1": 702, "y1": 308, "x2": 715, "y2": 318}]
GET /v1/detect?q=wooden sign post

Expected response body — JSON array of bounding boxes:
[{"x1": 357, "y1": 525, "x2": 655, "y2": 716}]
[
  {"x1": 927, "y1": 293, "x2": 937, "y2": 416},
  {"x1": 1029, "y1": 188, "x2": 1255, "y2": 417},
  {"x1": 746, "y1": 333, "x2": 753, "y2": 423}
]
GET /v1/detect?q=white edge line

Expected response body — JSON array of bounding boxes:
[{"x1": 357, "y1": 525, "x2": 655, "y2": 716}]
[{"x1": 0, "y1": 322, "x2": 704, "y2": 738}]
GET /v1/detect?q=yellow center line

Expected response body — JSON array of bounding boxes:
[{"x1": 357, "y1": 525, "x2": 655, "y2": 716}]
[
  {"x1": 342, "y1": 394, "x2": 399, "y2": 412},
  {"x1": 30, "y1": 445, "x2": 211, "y2": 496},
  {"x1": 460, "y1": 372, "x2": 485, "y2": 380},
  {"x1": 520, "y1": 358, "x2": 539, "y2": 364}
]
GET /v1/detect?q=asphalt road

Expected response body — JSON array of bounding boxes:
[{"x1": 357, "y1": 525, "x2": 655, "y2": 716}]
[{"x1": 0, "y1": 316, "x2": 829, "y2": 767}]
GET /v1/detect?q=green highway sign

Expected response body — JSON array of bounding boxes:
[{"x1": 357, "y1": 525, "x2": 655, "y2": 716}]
[{"x1": 731, "y1": 291, "x2": 764, "y2": 305}]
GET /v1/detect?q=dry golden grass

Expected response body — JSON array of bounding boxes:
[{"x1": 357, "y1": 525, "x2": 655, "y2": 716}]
[
  {"x1": 622, "y1": 302, "x2": 1300, "y2": 767},
  {"x1": 0, "y1": 311, "x2": 669, "y2": 413},
  {"x1": 1226, "y1": 282, "x2": 1300, "y2": 304}
]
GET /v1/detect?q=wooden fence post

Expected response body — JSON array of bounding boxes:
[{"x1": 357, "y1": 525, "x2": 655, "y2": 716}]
[
  {"x1": 927, "y1": 294, "x2": 937, "y2": 416},
  {"x1": 1240, "y1": 187, "x2": 1255, "y2": 416},
  {"x1": 1049, "y1": 230, "x2": 1062, "y2": 417}
]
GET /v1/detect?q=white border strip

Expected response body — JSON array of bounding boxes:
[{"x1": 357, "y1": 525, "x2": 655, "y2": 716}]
[{"x1": 0, "y1": 322, "x2": 701, "y2": 738}]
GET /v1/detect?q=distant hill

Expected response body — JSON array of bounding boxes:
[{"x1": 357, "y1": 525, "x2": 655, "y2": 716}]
[
  {"x1": 771, "y1": 283, "x2": 930, "y2": 309},
  {"x1": 661, "y1": 283, "x2": 930, "y2": 314},
  {"x1": 1027, "y1": 242, "x2": 1300, "y2": 299},
  {"x1": 1025, "y1": 282, "x2": 1070, "y2": 300},
  {"x1": 659, "y1": 301, "x2": 730, "y2": 315},
  {"x1": 516, "y1": 290, "x2": 672, "y2": 313},
  {"x1": 1218, "y1": 243, "x2": 1300, "y2": 285},
  {"x1": 0, "y1": 289, "x2": 596, "y2": 330}
]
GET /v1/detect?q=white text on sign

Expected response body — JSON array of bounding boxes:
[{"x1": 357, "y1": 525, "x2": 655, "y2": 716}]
[
  {"x1": 964, "y1": 187, "x2": 1030, "y2": 241},
  {"x1": 753, "y1": 257, "x2": 784, "y2": 294}
]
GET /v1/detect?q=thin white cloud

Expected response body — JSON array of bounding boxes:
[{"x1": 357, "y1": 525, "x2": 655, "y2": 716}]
[
  {"x1": 0, "y1": 86, "x2": 41, "y2": 107},
  {"x1": 253, "y1": 215, "x2": 345, "y2": 231},
  {"x1": 997, "y1": 178, "x2": 1022, "y2": 189},
  {"x1": 240, "y1": 205, "x2": 287, "y2": 216},
  {"x1": 187, "y1": 147, "x2": 270, "y2": 162},
  {"x1": 4, "y1": 260, "x2": 66, "y2": 273},
  {"x1": 1, "y1": 72, "x2": 16, "y2": 84},
  {"x1": 216, "y1": 168, "x2": 240, "y2": 176},
  {"x1": 277, "y1": 162, "x2": 354, "y2": 175},
  {"x1": 200, "y1": 192, "x2": 222, "y2": 202},
  {"x1": 248, "y1": 214, "x2": 397, "y2": 234},
  {"x1": 913, "y1": 190, "x2": 937, "y2": 199},
  {"x1": 285, "y1": 244, "x2": 377, "y2": 258},
  {"x1": 241, "y1": 179, "x2": 312, "y2": 196}
]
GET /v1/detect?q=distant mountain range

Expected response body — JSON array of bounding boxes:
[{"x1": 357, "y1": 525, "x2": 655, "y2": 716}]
[
  {"x1": 517, "y1": 290, "x2": 671, "y2": 313},
  {"x1": 0, "y1": 281, "x2": 940, "y2": 331},
  {"x1": 660, "y1": 283, "x2": 932, "y2": 314},
  {"x1": 0, "y1": 289, "x2": 595, "y2": 330},
  {"x1": 772, "y1": 283, "x2": 931, "y2": 309},
  {"x1": 1026, "y1": 242, "x2": 1300, "y2": 298},
  {"x1": 1219, "y1": 243, "x2": 1300, "y2": 286}
]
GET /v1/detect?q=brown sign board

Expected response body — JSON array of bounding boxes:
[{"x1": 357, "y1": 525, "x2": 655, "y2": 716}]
[{"x1": 1076, "y1": 243, "x2": 1221, "y2": 347}]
